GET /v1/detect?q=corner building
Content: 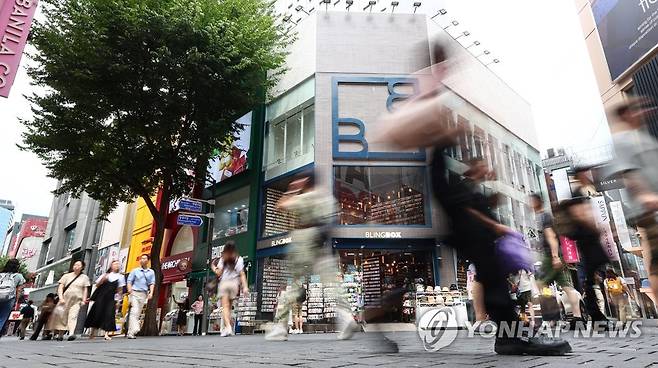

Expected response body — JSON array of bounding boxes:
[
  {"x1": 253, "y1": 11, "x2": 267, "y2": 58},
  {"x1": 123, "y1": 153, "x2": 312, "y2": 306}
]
[{"x1": 254, "y1": 12, "x2": 546, "y2": 325}]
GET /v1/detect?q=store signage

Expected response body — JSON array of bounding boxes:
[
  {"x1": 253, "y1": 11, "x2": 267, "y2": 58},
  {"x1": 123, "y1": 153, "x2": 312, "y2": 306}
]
[
  {"x1": 364, "y1": 231, "x2": 402, "y2": 239},
  {"x1": 161, "y1": 251, "x2": 193, "y2": 283},
  {"x1": 592, "y1": 166, "x2": 624, "y2": 192},
  {"x1": 591, "y1": 196, "x2": 620, "y2": 261},
  {"x1": 610, "y1": 201, "x2": 633, "y2": 251},
  {"x1": 271, "y1": 237, "x2": 292, "y2": 246},
  {"x1": 0, "y1": 0, "x2": 39, "y2": 98},
  {"x1": 332, "y1": 76, "x2": 425, "y2": 161},
  {"x1": 592, "y1": 0, "x2": 658, "y2": 80},
  {"x1": 178, "y1": 198, "x2": 203, "y2": 213},
  {"x1": 559, "y1": 236, "x2": 580, "y2": 264},
  {"x1": 177, "y1": 214, "x2": 203, "y2": 227}
]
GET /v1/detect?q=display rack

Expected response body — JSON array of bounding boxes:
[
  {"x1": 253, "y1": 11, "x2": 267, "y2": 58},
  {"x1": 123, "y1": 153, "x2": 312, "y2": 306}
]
[
  {"x1": 362, "y1": 257, "x2": 382, "y2": 308},
  {"x1": 237, "y1": 292, "x2": 258, "y2": 327},
  {"x1": 261, "y1": 258, "x2": 291, "y2": 313},
  {"x1": 264, "y1": 188, "x2": 299, "y2": 236}
]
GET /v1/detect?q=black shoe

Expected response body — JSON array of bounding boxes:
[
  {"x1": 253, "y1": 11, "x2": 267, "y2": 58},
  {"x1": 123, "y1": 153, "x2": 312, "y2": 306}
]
[
  {"x1": 494, "y1": 336, "x2": 572, "y2": 356},
  {"x1": 370, "y1": 334, "x2": 399, "y2": 354},
  {"x1": 56, "y1": 336, "x2": 63, "y2": 341},
  {"x1": 19, "y1": 337, "x2": 25, "y2": 340},
  {"x1": 67, "y1": 335, "x2": 76, "y2": 341},
  {"x1": 569, "y1": 317, "x2": 586, "y2": 330}
]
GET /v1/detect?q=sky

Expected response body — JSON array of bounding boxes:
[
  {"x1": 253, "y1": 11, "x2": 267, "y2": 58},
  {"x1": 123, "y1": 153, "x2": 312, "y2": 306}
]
[{"x1": 0, "y1": 0, "x2": 610, "y2": 219}]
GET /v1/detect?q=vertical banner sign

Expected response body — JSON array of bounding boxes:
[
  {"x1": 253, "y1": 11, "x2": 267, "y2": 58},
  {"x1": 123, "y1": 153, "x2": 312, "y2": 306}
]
[
  {"x1": 0, "y1": 0, "x2": 39, "y2": 98},
  {"x1": 609, "y1": 201, "x2": 633, "y2": 251},
  {"x1": 559, "y1": 236, "x2": 580, "y2": 264},
  {"x1": 552, "y1": 168, "x2": 572, "y2": 201},
  {"x1": 591, "y1": 196, "x2": 620, "y2": 261}
]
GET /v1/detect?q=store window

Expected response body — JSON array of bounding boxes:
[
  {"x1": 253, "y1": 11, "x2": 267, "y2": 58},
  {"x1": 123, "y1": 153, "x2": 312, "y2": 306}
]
[
  {"x1": 263, "y1": 101, "x2": 314, "y2": 181},
  {"x1": 64, "y1": 225, "x2": 76, "y2": 252},
  {"x1": 334, "y1": 166, "x2": 427, "y2": 226},
  {"x1": 261, "y1": 175, "x2": 303, "y2": 237},
  {"x1": 213, "y1": 187, "x2": 250, "y2": 240}
]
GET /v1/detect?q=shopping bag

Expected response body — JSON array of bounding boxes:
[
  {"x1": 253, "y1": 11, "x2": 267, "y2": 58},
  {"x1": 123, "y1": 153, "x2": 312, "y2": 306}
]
[{"x1": 495, "y1": 232, "x2": 533, "y2": 276}]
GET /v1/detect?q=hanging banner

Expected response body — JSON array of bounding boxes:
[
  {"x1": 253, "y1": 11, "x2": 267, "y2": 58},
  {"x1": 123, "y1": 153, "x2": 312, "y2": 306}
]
[
  {"x1": 552, "y1": 168, "x2": 572, "y2": 201},
  {"x1": 0, "y1": 0, "x2": 40, "y2": 98},
  {"x1": 591, "y1": 196, "x2": 620, "y2": 261},
  {"x1": 609, "y1": 201, "x2": 633, "y2": 251},
  {"x1": 559, "y1": 236, "x2": 580, "y2": 264}
]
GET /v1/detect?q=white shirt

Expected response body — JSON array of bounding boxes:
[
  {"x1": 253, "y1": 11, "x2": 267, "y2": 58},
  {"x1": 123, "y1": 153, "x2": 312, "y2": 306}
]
[
  {"x1": 217, "y1": 256, "x2": 244, "y2": 281},
  {"x1": 96, "y1": 272, "x2": 126, "y2": 288}
]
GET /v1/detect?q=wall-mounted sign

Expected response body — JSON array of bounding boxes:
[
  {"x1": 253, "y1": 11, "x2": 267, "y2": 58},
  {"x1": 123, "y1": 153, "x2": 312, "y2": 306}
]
[
  {"x1": 591, "y1": 196, "x2": 620, "y2": 261},
  {"x1": 177, "y1": 214, "x2": 203, "y2": 227},
  {"x1": 257, "y1": 234, "x2": 294, "y2": 250},
  {"x1": 364, "y1": 231, "x2": 402, "y2": 239},
  {"x1": 271, "y1": 237, "x2": 292, "y2": 247},
  {"x1": 332, "y1": 76, "x2": 425, "y2": 161},
  {"x1": 178, "y1": 198, "x2": 203, "y2": 213},
  {"x1": 592, "y1": 0, "x2": 658, "y2": 80},
  {"x1": 0, "y1": 0, "x2": 39, "y2": 98},
  {"x1": 161, "y1": 251, "x2": 193, "y2": 283}
]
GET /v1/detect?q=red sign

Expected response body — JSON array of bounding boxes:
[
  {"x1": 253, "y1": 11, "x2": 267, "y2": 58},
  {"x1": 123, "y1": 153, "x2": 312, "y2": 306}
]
[
  {"x1": 560, "y1": 236, "x2": 580, "y2": 264},
  {"x1": 9, "y1": 217, "x2": 47, "y2": 257},
  {"x1": 0, "y1": 0, "x2": 39, "y2": 98},
  {"x1": 161, "y1": 251, "x2": 192, "y2": 283}
]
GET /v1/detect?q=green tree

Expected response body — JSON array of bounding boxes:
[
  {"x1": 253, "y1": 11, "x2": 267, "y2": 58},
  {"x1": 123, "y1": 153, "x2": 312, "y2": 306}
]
[
  {"x1": 21, "y1": 0, "x2": 289, "y2": 335},
  {"x1": 0, "y1": 256, "x2": 30, "y2": 280}
]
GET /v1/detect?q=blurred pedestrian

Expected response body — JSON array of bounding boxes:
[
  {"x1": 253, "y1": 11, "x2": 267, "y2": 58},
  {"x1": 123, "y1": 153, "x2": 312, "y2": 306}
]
[
  {"x1": 191, "y1": 295, "x2": 204, "y2": 336},
  {"x1": 509, "y1": 270, "x2": 535, "y2": 327},
  {"x1": 85, "y1": 260, "x2": 125, "y2": 340},
  {"x1": 51, "y1": 260, "x2": 91, "y2": 341},
  {"x1": 211, "y1": 241, "x2": 248, "y2": 337},
  {"x1": 30, "y1": 293, "x2": 56, "y2": 340},
  {"x1": 530, "y1": 194, "x2": 585, "y2": 329},
  {"x1": 607, "y1": 97, "x2": 658, "y2": 306},
  {"x1": 0, "y1": 259, "x2": 26, "y2": 339},
  {"x1": 126, "y1": 254, "x2": 155, "y2": 339},
  {"x1": 172, "y1": 295, "x2": 190, "y2": 336},
  {"x1": 604, "y1": 269, "x2": 631, "y2": 324},
  {"x1": 18, "y1": 300, "x2": 35, "y2": 340},
  {"x1": 265, "y1": 174, "x2": 356, "y2": 342}
]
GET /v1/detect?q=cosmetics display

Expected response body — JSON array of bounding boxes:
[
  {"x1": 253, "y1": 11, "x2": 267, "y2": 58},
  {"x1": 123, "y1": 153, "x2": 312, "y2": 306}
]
[
  {"x1": 263, "y1": 187, "x2": 299, "y2": 237},
  {"x1": 260, "y1": 258, "x2": 291, "y2": 313}
]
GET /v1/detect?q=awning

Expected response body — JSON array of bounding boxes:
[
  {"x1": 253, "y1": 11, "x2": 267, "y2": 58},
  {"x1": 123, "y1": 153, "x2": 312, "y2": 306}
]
[{"x1": 161, "y1": 251, "x2": 193, "y2": 283}]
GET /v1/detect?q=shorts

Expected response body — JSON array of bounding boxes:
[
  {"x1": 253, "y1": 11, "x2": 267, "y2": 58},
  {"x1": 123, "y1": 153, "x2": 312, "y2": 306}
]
[
  {"x1": 292, "y1": 303, "x2": 302, "y2": 317},
  {"x1": 637, "y1": 214, "x2": 658, "y2": 275},
  {"x1": 517, "y1": 290, "x2": 532, "y2": 307},
  {"x1": 219, "y1": 279, "x2": 240, "y2": 299},
  {"x1": 541, "y1": 256, "x2": 573, "y2": 288}
]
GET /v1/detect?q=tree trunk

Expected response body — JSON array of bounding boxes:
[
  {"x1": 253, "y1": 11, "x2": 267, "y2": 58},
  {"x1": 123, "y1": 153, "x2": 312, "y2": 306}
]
[{"x1": 139, "y1": 190, "x2": 170, "y2": 336}]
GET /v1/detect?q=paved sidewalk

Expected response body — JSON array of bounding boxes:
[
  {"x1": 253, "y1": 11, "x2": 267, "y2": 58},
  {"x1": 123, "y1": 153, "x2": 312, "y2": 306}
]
[{"x1": 1, "y1": 327, "x2": 657, "y2": 368}]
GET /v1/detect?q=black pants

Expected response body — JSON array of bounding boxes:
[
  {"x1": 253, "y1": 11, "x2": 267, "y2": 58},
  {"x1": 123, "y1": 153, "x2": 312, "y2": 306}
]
[
  {"x1": 193, "y1": 314, "x2": 203, "y2": 335},
  {"x1": 431, "y1": 148, "x2": 518, "y2": 326}
]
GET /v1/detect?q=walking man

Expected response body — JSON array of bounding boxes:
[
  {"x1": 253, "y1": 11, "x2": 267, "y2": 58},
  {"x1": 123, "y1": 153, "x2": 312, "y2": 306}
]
[
  {"x1": 126, "y1": 254, "x2": 155, "y2": 339},
  {"x1": 18, "y1": 300, "x2": 35, "y2": 340}
]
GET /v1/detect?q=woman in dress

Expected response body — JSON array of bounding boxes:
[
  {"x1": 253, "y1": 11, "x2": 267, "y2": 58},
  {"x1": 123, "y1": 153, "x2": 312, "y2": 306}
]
[
  {"x1": 211, "y1": 241, "x2": 248, "y2": 337},
  {"x1": 85, "y1": 260, "x2": 125, "y2": 340},
  {"x1": 52, "y1": 260, "x2": 91, "y2": 341},
  {"x1": 172, "y1": 295, "x2": 189, "y2": 336}
]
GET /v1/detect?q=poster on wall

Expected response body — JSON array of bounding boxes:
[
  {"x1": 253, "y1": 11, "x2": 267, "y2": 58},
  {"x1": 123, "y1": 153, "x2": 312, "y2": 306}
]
[
  {"x1": 591, "y1": 0, "x2": 658, "y2": 80},
  {"x1": 207, "y1": 112, "x2": 252, "y2": 184},
  {"x1": 559, "y1": 236, "x2": 580, "y2": 264},
  {"x1": 94, "y1": 244, "x2": 121, "y2": 280}
]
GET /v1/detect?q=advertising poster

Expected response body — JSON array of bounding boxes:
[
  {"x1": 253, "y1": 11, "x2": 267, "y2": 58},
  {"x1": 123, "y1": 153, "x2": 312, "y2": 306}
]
[
  {"x1": 559, "y1": 236, "x2": 580, "y2": 264},
  {"x1": 552, "y1": 168, "x2": 572, "y2": 201},
  {"x1": 592, "y1": 0, "x2": 658, "y2": 80},
  {"x1": 591, "y1": 196, "x2": 620, "y2": 261},
  {"x1": 207, "y1": 112, "x2": 252, "y2": 184},
  {"x1": 609, "y1": 201, "x2": 633, "y2": 251}
]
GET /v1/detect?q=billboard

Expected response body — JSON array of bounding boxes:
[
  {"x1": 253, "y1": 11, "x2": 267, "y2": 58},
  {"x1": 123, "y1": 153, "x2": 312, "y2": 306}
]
[
  {"x1": 591, "y1": 0, "x2": 658, "y2": 80},
  {"x1": 0, "y1": 0, "x2": 39, "y2": 98},
  {"x1": 207, "y1": 112, "x2": 252, "y2": 184}
]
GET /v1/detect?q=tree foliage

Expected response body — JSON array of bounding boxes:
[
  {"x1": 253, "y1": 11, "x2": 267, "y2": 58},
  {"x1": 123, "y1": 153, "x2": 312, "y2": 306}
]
[
  {"x1": 0, "y1": 256, "x2": 31, "y2": 280},
  {"x1": 21, "y1": 0, "x2": 289, "y2": 334}
]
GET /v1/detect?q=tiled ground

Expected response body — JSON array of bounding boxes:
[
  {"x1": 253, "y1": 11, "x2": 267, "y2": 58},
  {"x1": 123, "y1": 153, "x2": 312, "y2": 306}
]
[{"x1": 1, "y1": 326, "x2": 656, "y2": 367}]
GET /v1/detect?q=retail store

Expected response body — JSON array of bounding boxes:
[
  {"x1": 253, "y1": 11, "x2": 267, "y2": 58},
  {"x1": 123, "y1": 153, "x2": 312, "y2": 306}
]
[{"x1": 253, "y1": 11, "x2": 546, "y2": 327}]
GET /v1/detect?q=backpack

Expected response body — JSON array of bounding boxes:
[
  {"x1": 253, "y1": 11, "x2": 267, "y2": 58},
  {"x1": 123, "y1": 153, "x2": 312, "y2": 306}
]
[
  {"x1": 0, "y1": 273, "x2": 17, "y2": 302},
  {"x1": 606, "y1": 278, "x2": 624, "y2": 295}
]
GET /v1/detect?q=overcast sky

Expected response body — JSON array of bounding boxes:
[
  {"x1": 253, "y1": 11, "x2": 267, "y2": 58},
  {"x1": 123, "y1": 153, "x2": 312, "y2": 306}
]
[{"x1": 0, "y1": 0, "x2": 610, "y2": 219}]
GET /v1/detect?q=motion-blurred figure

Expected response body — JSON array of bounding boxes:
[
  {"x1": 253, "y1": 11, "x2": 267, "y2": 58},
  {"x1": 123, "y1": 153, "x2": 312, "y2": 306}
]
[
  {"x1": 604, "y1": 269, "x2": 632, "y2": 324},
  {"x1": 607, "y1": 97, "x2": 658, "y2": 307},
  {"x1": 265, "y1": 173, "x2": 356, "y2": 342}
]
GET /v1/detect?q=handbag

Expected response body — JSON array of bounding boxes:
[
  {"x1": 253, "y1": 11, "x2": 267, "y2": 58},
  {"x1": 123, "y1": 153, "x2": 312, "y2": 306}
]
[{"x1": 495, "y1": 231, "x2": 533, "y2": 276}]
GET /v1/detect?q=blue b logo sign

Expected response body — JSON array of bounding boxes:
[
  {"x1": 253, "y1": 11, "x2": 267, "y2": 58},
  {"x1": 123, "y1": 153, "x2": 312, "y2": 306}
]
[{"x1": 331, "y1": 76, "x2": 426, "y2": 161}]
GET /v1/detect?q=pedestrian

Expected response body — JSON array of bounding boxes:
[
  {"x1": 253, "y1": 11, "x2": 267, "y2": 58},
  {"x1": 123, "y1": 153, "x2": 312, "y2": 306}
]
[
  {"x1": 211, "y1": 241, "x2": 248, "y2": 337},
  {"x1": 190, "y1": 295, "x2": 204, "y2": 336},
  {"x1": 172, "y1": 295, "x2": 189, "y2": 336},
  {"x1": 606, "y1": 97, "x2": 658, "y2": 309},
  {"x1": 264, "y1": 174, "x2": 356, "y2": 342},
  {"x1": 557, "y1": 195, "x2": 610, "y2": 325},
  {"x1": 291, "y1": 281, "x2": 305, "y2": 334},
  {"x1": 30, "y1": 293, "x2": 56, "y2": 340},
  {"x1": 530, "y1": 194, "x2": 585, "y2": 329},
  {"x1": 509, "y1": 270, "x2": 535, "y2": 327},
  {"x1": 85, "y1": 260, "x2": 125, "y2": 340},
  {"x1": 18, "y1": 300, "x2": 35, "y2": 340},
  {"x1": 604, "y1": 269, "x2": 631, "y2": 324},
  {"x1": 51, "y1": 260, "x2": 91, "y2": 341},
  {"x1": 0, "y1": 258, "x2": 26, "y2": 339},
  {"x1": 126, "y1": 254, "x2": 155, "y2": 339}
]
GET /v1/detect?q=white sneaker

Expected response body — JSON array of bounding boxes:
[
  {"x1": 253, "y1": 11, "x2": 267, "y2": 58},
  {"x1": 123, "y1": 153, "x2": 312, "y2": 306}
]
[
  {"x1": 265, "y1": 324, "x2": 288, "y2": 341},
  {"x1": 220, "y1": 327, "x2": 233, "y2": 337},
  {"x1": 337, "y1": 311, "x2": 358, "y2": 340}
]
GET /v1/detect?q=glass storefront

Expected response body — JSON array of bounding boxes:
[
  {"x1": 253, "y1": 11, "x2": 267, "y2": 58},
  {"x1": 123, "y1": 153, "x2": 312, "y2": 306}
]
[
  {"x1": 334, "y1": 166, "x2": 427, "y2": 226},
  {"x1": 213, "y1": 187, "x2": 250, "y2": 240}
]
